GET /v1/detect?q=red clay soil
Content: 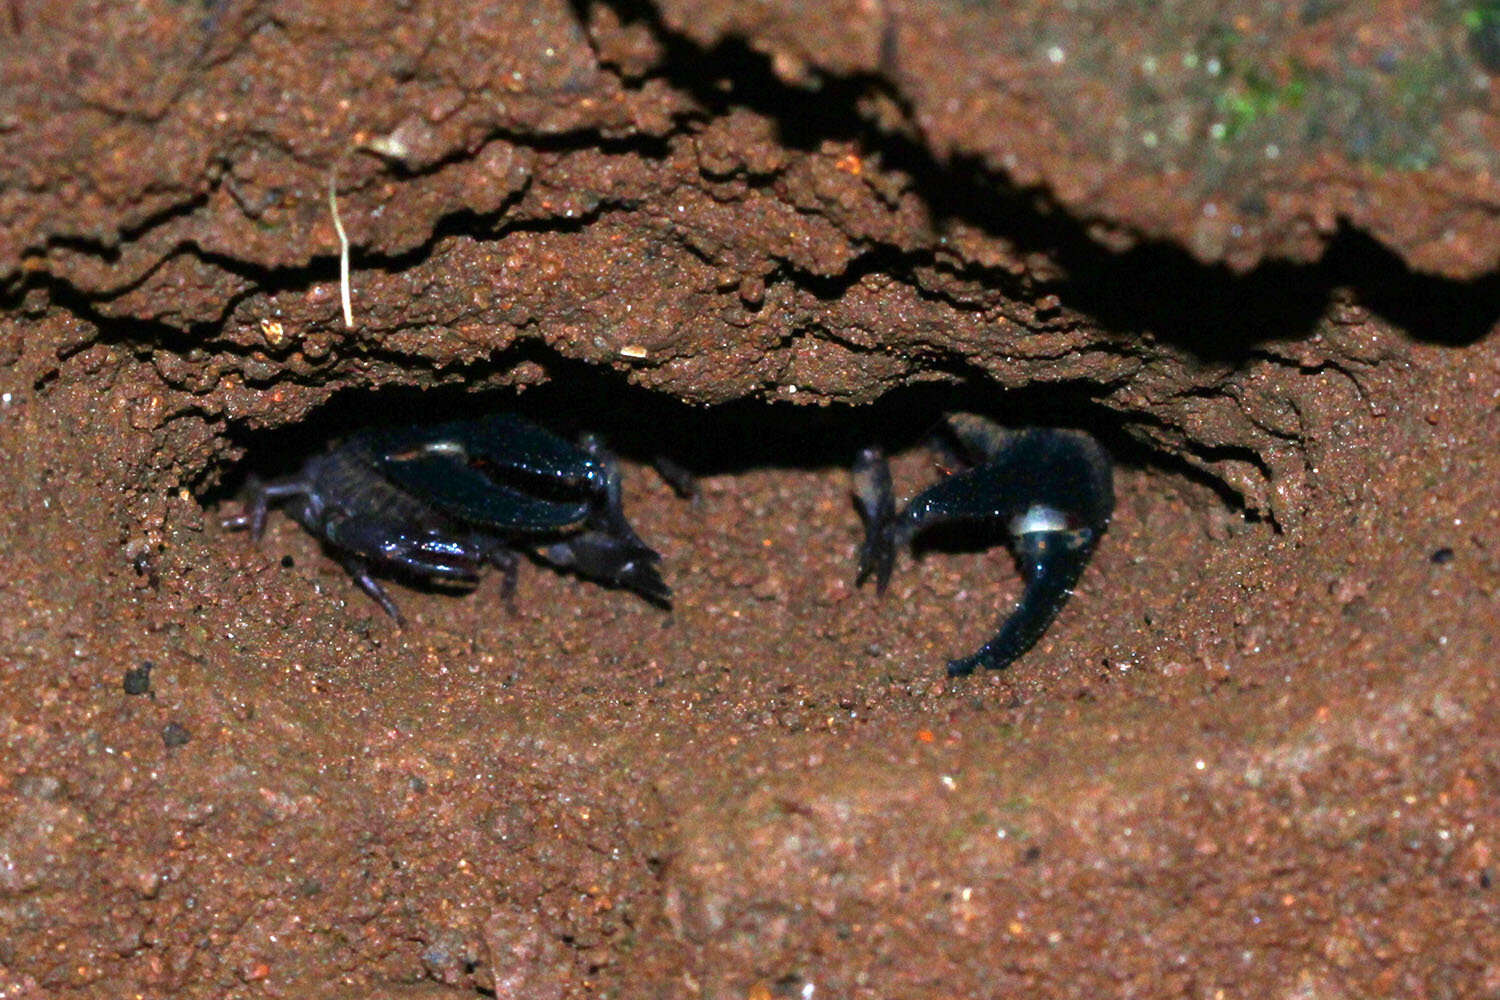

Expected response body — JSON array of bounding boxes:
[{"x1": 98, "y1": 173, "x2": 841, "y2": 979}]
[{"x1": 1, "y1": 1, "x2": 1497, "y2": 997}]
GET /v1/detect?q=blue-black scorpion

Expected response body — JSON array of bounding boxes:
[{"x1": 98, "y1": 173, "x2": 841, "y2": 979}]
[
  {"x1": 852, "y1": 414, "x2": 1114, "y2": 676},
  {"x1": 228, "y1": 408, "x2": 1112, "y2": 676},
  {"x1": 225, "y1": 414, "x2": 669, "y2": 624}
]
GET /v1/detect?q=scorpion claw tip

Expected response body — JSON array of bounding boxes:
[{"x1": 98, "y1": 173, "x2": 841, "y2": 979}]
[{"x1": 945, "y1": 656, "x2": 980, "y2": 678}]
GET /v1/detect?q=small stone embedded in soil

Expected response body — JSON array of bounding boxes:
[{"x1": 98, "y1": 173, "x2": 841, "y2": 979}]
[
  {"x1": 122, "y1": 661, "x2": 153, "y2": 696},
  {"x1": 421, "y1": 928, "x2": 483, "y2": 987},
  {"x1": 483, "y1": 905, "x2": 570, "y2": 1000},
  {"x1": 1429, "y1": 546, "x2": 1455, "y2": 565},
  {"x1": 15, "y1": 774, "x2": 62, "y2": 800},
  {"x1": 162, "y1": 722, "x2": 191, "y2": 748},
  {"x1": 748, "y1": 973, "x2": 814, "y2": 999}
]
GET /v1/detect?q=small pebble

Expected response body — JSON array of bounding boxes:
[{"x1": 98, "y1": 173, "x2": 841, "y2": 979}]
[
  {"x1": 122, "y1": 661, "x2": 154, "y2": 696},
  {"x1": 162, "y1": 723, "x2": 191, "y2": 748}
]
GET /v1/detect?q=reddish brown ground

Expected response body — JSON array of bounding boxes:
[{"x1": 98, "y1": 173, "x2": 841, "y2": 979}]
[{"x1": 1, "y1": 2, "x2": 1497, "y2": 998}]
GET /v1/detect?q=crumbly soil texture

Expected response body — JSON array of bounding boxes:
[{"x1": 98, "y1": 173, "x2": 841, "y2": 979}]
[{"x1": 2, "y1": 2, "x2": 1498, "y2": 997}]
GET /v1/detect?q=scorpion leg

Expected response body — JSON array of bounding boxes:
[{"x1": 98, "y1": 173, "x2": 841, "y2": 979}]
[
  {"x1": 578, "y1": 434, "x2": 656, "y2": 553},
  {"x1": 223, "y1": 476, "x2": 314, "y2": 538},
  {"x1": 492, "y1": 547, "x2": 520, "y2": 605},
  {"x1": 851, "y1": 446, "x2": 897, "y2": 592},
  {"x1": 336, "y1": 553, "x2": 407, "y2": 626},
  {"x1": 651, "y1": 455, "x2": 699, "y2": 501},
  {"x1": 469, "y1": 536, "x2": 521, "y2": 611},
  {"x1": 943, "y1": 411, "x2": 1014, "y2": 463}
]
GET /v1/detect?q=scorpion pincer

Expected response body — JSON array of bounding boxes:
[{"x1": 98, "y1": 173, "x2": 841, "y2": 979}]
[
  {"x1": 853, "y1": 414, "x2": 1114, "y2": 676},
  {"x1": 225, "y1": 414, "x2": 668, "y2": 624}
]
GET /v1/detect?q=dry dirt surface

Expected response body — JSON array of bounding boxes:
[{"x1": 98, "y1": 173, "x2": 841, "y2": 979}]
[{"x1": 2, "y1": 1, "x2": 1498, "y2": 997}]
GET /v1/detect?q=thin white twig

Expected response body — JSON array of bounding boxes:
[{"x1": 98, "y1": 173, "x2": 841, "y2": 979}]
[{"x1": 327, "y1": 168, "x2": 353, "y2": 329}]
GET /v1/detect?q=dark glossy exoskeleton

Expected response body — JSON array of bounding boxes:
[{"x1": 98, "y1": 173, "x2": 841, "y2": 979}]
[
  {"x1": 225, "y1": 414, "x2": 668, "y2": 623},
  {"x1": 853, "y1": 415, "x2": 1113, "y2": 676}
]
